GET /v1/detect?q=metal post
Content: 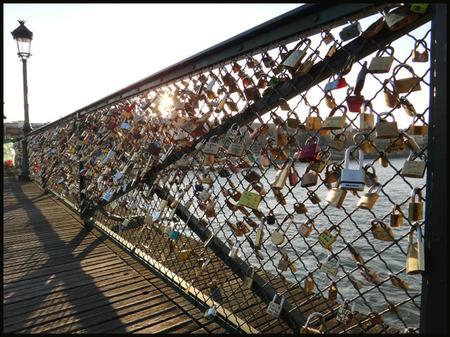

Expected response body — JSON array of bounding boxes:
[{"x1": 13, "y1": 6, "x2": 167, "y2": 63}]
[
  {"x1": 19, "y1": 58, "x2": 32, "y2": 181},
  {"x1": 420, "y1": 3, "x2": 447, "y2": 334}
]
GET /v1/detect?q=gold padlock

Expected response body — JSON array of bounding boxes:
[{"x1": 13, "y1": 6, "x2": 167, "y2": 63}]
[
  {"x1": 357, "y1": 183, "x2": 382, "y2": 210},
  {"x1": 406, "y1": 222, "x2": 425, "y2": 275},
  {"x1": 306, "y1": 106, "x2": 323, "y2": 131},
  {"x1": 370, "y1": 219, "x2": 395, "y2": 241},
  {"x1": 401, "y1": 151, "x2": 426, "y2": 178},
  {"x1": 301, "y1": 167, "x2": 318, "y2": 188},
  {"x1": 301, "y1": 312, "x2": 325, "y2": 334},
  {"x1": 295, "y1": 50, "x2": 319, "y2": 75},
  {"x1": 298, "y1": 219, "x2": 314, "y2": 238},
  {"x1": 330, "y1": 133, "x2": 347, "y2": 152},
  {"x1": 304, "y1": 272, "x2": 315, "y2": 295},
  {"x1": 390, "y1": 204, "x2": 404, "y2": 227},
  {"x1": 393, "y1": 64, "x2": 421, "y2": 93},
  {"x1": 359, "y1": 100, "x2": 375, "y2": 130},
  {"x1": 271, "y1": 159, "x2": 293, "y2": 190},
  {"x1": 376, "y1": 113, "x2": 399, "y2": 139},
  {"x1": 410, "y1": 115, "x2": 428, "y2": 136},
  {"x1": 325, "y1": 187, "x2": 347, "y2": 208},
  {"x1": 408, "y1": 187, "x2": 423, "y2": 221},
  {"x1": 322, "y1": 105, "x2": 347, "y2": 130},
  {"x1": 324, "y1": 92, "x2": 337, "y2": 109},
  {"x1": 328, "y1": 282, "x2": 338, "y2": 302},
  {"x1": 411, "y1": 39, "x2": 429, "y2": 62},
  {"x1": 286, "y1": 110, "x2": 301, "y2": 129},
  {"x1": 382, "y1": 79, "x2": 399, "y2": 108},
  {"x1": 353, "y1": 132, "x2": 376, "y2": 155}
]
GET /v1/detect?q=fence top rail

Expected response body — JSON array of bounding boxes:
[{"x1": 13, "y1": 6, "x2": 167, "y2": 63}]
[{"x1": 18, "y1": 3, "x2": 392, "y2": 140}]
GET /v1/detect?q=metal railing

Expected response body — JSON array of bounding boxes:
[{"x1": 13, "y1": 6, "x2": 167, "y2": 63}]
[{"x1": 13, "y1": 3, "x2": 446, "y2": 334}]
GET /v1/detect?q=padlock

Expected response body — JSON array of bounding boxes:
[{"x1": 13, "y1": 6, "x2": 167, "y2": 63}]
[
  {"x1": 329, "y1": 133, "x2": 347, "y2": 152},
  {"x1": 295, "y1": 50, "x2": 319, "y2": 75},
  {"x1": 410, "y1": 3, "x2": 429, "y2": 14},
  {"x1": 266, "y1": 294, "x2": 285, "y2": 318},
  {"x1": 243, "y1": 85, "x2": 261, "y2": 102},
  {"x1": 304, "y1": 272, "x2": 315, "y2": 295},
  {"x1": 298, "y1": 219, "x2": 314, "y2": 238},
  {"x1": 357, "y1": 183, "x2": 382, "y2": 209},
  {"x1": 228, "y1": 239, "x2": 240, "y2": 259},
  {"x1": 305, "y1": 107, "x2": 323, "y2": 131},
  {"x1": 289, "y1": 165, "x2": 300, "y2": 187},
  {"x1": 301, "y1": 167, "x2": 318, "y2": 188},
  {"x1": 321, "y1": 29, "x2": 335, "y2": 44},
  {"x1": 325, "y1": 187, "x2": 347, "y2": 208},
  {"x1": 301, "y1": 312, "x2": 326, "y2": 334},
  {"x1": 273, "y1": 189, "x2": 287, "y2": 206},
  {"x1": 406, "y1": 223, "x2": 425, "y2": 274},
  {"x1": 318, "y1": 227, "x2": 340, "y2": 250},
  {"x1": 266, "y1": 210, "x2": 276, "y2": 225},
  {"x1": 309, "y1": 148, "x2": 331, "y2": 173},
  {"x1": 376, "y1": 113, "x2": 399, "y2": 139},
  {"x1": 322, "y1": 105, "x2": 347, "y2": 130},
  {"x1": 368, "y1": 46, "x2": 395, "y2": 73},
  {"x1": 324, "y1": 163, "x2": 342, "y2": 189},
  {"x1": 336, "y1": 299, "x2": 355, "y2": 325},
  {"x1": 354, "y1": 132, "x2": 376, "y2": 155},
  {"x1": 399, "y1": 97, "x2": 417, "y2": 117},
  {"x1": 276, "y1": 125, "x2": 289, "y2": 148},
  {"x1": 326, "y1": 41, "x2": 338, "y2": 58},
  {"x1": 401, "y1": 151, "x2": 426, "y2": 178},
  {"x1": 339, "y1": 21, "x2": 362, "y2": 41},
  {"x1": 271, "y1": 215, "x2": 294, "y2": 245},
  {"x1": 282, "y1": 38, "x2": 311, "y2": 69},
  {"x1": 307, "y1": 191, "x2": 321, "y2": 204},
  {"x1": 243, "y1": 266, "x2": 255, "y2": 290},
  {"x1": 297, "y1": 136, "x2": 320, "y2": 162},
  {"x1": 359, "y1": 100, "x2": 375, "y2": 130},
  {"x1": 385, "y1": 6, "x2": 419, "y2": 31},
  {"x1": 370, "y1": 219, "x2": 395, "y2": 241},
  {"x1": 286, "y1": 111, "x2": 302, "y2": 129},
  {"x1": 347, "y1": 243, "x2": 365, "y2": 264},
  {"x1": 379, "y1": 151, "x2": 389, "y2": 168},
  {"x1": 204, "y1": 305, "x2": 217, "y2": 320},
  {"x1": 320, "y1": 253, "x2": 340, "y2": 277},
  {"x1": 390, "y1": 204, "x2": 404, "y2": 227},
  {"x1": 327, "y1": 282, "x2": 338, "y2": 304},
  {"x1": 340, "y1": 146, "x2": 365, "y2": 191},
  {"x1": 324, "y1": 92, "x2": 337, "y2": 109},
  {"x1": 346, "y1": 88, "x2": 364, "y2": 113},
  {"x1": 254, "y1": 218, "x2": 265, "y2": 250},
  {"x1": 410, "y1": 115, "x2": 428, "y2": 136},
  {"x1": 227, "y1": 123, "x2": 240, "y2": 141},
  {"x1": 363, "y1": 164, "x2": 378, "y2": 187},
  {"x1": 294, "y1": 202, "x2": 308, "y2": 214},
  {"x1": 389, "y1": 273, "x2": 409, "y2": 290},
  {"x1": 271, "y1": 159, "x2": 292, "y2": 190},
  {"x1": 408, "y1": 187, "x2": 423, "y2": 221},
  {"x1": 393, "y1": 64, "x2": 421, "y2": 93},
  {"x1": 202, "y1": 136, "x2": 220, "y2": 156},
  {"x1": 324, "y1": 73, "x2": 348, "y2": 92}
]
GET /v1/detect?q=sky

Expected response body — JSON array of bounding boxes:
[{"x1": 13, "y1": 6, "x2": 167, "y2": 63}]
[
  {"x1": 3, "y1": 4, "x2": 431, "y2": 130},
  {"x1": 3, "y1": 3, "x2": 301, "y2": 123}
]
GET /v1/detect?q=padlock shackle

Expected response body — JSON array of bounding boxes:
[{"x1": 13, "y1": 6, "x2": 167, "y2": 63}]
[
  {"x1": 376, "y1": 45, "x2": 395, "y2": 57},
  {"x1": 367, "y1": 182, "x2": 382, "y2": 194},
  {"x1": 410, "y1": 187, "x2": 422, "y2": 200},
  {"x1": 392, "y1": 63, "x2": 417, "y2": 78},
  {"x1": 414, "y1": 39, "x2": 428, "y2": 51},
  {"x1": 308, "y1": 106, "x2": 320, "y2": 117},
  {"x1": 344, "y1": 145, "x2": 364, "y2": 170},
  {"x1": 329, "y1": 104, "x2": 348, "y2": 117},
  {"x1": 304, "y1": 312, "x2": 325, "y2": 327}
]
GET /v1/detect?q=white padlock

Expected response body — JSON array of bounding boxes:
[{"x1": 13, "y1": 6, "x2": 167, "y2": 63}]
[{"x1": 266, "y1": 294, "x2": 285, "y2": 318}]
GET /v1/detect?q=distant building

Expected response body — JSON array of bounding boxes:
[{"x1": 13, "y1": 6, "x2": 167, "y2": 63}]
[{"x1": 3, "y1": 121, "x2": 49, "y2": 140}]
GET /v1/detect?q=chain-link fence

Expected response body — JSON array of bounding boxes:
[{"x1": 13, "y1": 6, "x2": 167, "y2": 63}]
[{"x1": 15, "y1": 3, "x2": 442, "y2": 334}]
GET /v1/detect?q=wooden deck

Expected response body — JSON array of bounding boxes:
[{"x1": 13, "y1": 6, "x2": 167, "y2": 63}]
[{"x1": 3, "y1": 168, "x2": 227, "y2": 334}]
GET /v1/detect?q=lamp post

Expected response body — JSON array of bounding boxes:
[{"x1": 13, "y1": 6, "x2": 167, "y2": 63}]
[{"x1": 11, "y1": 20, "x2": 33, "y2": 181}]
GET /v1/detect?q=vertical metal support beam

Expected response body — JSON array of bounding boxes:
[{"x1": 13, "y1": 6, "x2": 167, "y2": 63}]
[
  {"x1": 19, "y1": 58, "x2": 31, "y2": 181},
  {"x1": 420, "y1": 4, "x2": 447, "y2": 334},
  {"x1": 77, "y1": 114, "x2": 86, "y2": 219}
]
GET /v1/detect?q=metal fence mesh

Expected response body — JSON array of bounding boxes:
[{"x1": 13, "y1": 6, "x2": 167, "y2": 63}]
[{"x1": 19, "y1": 4, "x2": 431, "y2": 333}]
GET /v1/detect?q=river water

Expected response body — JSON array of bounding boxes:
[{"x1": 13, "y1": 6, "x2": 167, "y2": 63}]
[{"x1": 160, "y1": 157, "x2": 426, "y2": 329}]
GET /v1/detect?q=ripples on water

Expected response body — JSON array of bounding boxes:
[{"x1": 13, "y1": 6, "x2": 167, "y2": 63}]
[{"x1": 145, "y1": 157, "x2": 425, "y2": 329}]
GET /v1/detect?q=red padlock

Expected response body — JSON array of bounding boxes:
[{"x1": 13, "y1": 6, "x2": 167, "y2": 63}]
[
  {"x1": 296, "y1": 136, "x2": 320, "y2": 162},
  {"x1": 346, "y1": 87, "x2": 364, "y2": 113}
]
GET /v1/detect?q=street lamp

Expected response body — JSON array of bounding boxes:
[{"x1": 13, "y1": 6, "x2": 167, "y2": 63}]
[{"x1": 11, "y1": 20, "x2": 33, "y2": 181}]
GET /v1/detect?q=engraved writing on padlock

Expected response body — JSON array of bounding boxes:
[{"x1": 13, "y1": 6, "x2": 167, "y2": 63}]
[
  {"x1": 267, "y1": 294, "x2": 285, "y2": 318},
  {"x1": 227, "y1": 142, "x2": 245, "y2": 157},
  {"x1": 238, "y1": 190, "x2": 261, "y2": 210},
  {"x1": 319, "y1": 229, "x2": 338, "y2": 250},
  {"x1": 408, "y1": 188, "x2": 423, "y2": 221},
  {"x1": 340, "y1": 146, "x2": 365, "y2": 191},
  {"x1": 357, "y1": 183, "x2": 382, "y2": 210},
  {"x1": 401, "y1": 151, "x2": 426, "y2": 178},
  {"x1": 281, "y1": 38, "x2": 311, "y2": 69}
]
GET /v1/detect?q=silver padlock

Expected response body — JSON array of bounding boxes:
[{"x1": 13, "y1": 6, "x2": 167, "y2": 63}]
[
  {"x1": 320, "y1": 254, "x2": 340, "y2": 277},
  {"x1": 340, "y1": 145, "x2": 365, "y2": 191},
  {"x1": 228, "y1": 239, "x2": 240, "y2": 259},
  {"x1": 336, "y1": 299, "x2": 355, "y2": 324},
  {"x1": 266, "y1": 294, "x2": 285, "y2": 318},
  {"x1": 204, "y1": 305, "x2": 217, "y2": 320}
]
